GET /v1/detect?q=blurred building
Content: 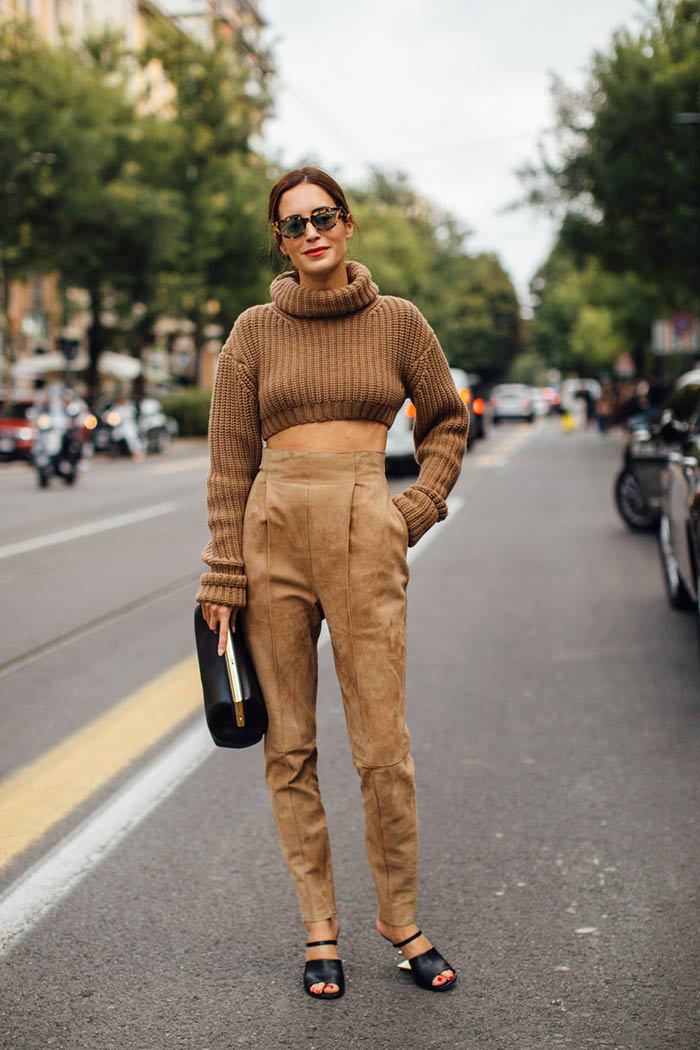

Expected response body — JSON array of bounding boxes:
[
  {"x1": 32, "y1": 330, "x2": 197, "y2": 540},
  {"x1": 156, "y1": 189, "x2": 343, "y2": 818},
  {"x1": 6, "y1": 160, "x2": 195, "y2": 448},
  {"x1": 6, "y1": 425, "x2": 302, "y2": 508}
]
[
  {"x1": 0, "y1": 0, "x2": 264, "y2": 49},
  {"x1": 0, "y1": 0, "x2": 137, "y2": 46}
]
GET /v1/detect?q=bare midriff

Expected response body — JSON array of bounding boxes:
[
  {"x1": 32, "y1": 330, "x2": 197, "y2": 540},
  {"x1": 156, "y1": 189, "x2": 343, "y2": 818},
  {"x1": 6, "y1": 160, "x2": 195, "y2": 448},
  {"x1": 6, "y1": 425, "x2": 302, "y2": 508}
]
[{"x1": 266, "y1": 419, "x2": 388, "y2": 452}]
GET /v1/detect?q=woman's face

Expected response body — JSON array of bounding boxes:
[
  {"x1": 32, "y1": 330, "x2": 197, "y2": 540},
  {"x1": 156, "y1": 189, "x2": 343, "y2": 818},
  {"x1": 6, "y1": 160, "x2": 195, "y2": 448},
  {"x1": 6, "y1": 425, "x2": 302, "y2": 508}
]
[{"x1": 276, "y1": 183, "x2": 354, "y2": 290}]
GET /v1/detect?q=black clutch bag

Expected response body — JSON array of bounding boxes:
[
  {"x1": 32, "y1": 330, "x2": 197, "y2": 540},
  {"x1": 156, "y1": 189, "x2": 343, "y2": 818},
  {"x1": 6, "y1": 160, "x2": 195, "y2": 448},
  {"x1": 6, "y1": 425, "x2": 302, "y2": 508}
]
[{"x1": 194, "y1": 605, "x2": 267, "y2": 748}]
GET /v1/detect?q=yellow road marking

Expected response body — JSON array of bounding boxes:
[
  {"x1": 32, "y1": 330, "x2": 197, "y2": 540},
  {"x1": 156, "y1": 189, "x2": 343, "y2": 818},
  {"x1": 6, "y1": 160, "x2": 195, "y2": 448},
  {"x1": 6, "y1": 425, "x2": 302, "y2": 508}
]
[
  {"x1": 0, "y1": 656, "x2": 201, "y2": 870},
  {"x1": 150, "y1": 455, "x2": 209, "y2": 476}
]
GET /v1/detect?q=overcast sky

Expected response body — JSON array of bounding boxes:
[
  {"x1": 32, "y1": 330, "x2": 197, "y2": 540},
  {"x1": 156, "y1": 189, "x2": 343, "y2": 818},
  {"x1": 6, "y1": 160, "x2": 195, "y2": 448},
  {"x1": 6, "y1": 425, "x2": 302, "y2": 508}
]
[{"x1": 260, "y1": 0, "x2": 646, "y2": 310}]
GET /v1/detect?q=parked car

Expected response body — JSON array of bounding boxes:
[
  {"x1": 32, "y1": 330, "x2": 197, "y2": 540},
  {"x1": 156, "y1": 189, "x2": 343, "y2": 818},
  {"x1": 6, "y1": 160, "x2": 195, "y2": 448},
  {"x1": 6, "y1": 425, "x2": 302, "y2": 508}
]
[
  {"x1": 385, "y1": 399, "x2": 417, "y2": 476},
  {"x1": 490, "y1": 383, "x2": 535, "y2": 424},
  {"x1": 385, "y1": 368, "x2": 479, "y2": 476},
  {"x1": 654, "y1": 369, "x2": 700, "y2": 616},
  {"x1": 0, "y1": 397, "x2": 38, "y2": 460},
  {"x1": 448, "y1": 367, "x2": 487, "y2": 446}
]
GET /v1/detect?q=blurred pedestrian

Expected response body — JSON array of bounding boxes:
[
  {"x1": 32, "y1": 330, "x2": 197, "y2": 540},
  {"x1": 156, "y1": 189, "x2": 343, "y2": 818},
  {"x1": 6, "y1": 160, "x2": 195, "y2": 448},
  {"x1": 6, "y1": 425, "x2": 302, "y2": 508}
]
[
  {"x1": 581, "y1": 386, "x2": 596, "y2": 426},
  {"x1": 198, "y1": 167, "x2": 468, "y2": 1000},
  {"x1": 596, "y1": 383, "x2": 615, "y2": 434}
]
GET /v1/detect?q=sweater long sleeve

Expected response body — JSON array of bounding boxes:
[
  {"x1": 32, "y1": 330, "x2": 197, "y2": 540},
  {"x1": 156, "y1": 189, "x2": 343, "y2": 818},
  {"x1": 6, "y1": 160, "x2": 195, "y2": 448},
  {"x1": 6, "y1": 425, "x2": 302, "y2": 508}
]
[
  {"x1": 196, "y1": 321, "x2": 262, "y2": 608},
  {"x1": 393, "y1": 319, "x2": 470, "y2": 545},
  {"x1": 196, "y1": 262, "x2": 468, "y2": 607}
]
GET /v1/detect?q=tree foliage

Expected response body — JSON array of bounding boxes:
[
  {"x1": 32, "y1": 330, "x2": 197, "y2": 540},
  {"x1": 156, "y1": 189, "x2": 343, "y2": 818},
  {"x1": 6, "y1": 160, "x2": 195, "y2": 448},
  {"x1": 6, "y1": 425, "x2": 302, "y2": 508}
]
[
  {"x1": 1, "y1": 21, "x2": 521, "y2": 394},
  {"x1": 352, "y1": 171, "x2": 521, "y2": 381},
  {"x1": 520, "y1": 0, "x2": 700, "y2": 312},
  {"x1": 0, "y1": 20, "x2": 182, "y2": 394},
  {"x1": 139, "y1": 18, "x2": 275, "y2": 340},
  {"x1": 527, "y1": 239, "x2": 659, "y2": 376}
]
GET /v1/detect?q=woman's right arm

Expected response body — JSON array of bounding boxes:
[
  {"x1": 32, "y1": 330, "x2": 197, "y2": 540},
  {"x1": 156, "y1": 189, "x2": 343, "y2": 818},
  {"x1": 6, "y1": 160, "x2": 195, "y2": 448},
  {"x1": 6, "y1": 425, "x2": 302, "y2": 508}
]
[{"x1": 196, "y1": 317, "x2": 262, "y2": 622}]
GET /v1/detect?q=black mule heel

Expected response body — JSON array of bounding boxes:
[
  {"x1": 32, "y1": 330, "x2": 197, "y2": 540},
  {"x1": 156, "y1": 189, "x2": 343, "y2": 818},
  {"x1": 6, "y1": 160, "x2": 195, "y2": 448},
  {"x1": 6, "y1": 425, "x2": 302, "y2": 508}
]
[
  {"x1": 303, "y1": 939, "x2": 345, "y2": 1001},
  {"x1": 390, "y1": 930, "x2": 457, "y2": 993}
]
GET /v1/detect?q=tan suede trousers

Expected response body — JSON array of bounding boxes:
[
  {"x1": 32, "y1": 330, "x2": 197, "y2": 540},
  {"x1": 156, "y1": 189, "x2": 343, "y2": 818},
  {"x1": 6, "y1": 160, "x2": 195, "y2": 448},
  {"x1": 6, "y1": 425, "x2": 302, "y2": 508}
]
[{"x1": 241, "y1": 449, "x2": 417, "y2": 924}]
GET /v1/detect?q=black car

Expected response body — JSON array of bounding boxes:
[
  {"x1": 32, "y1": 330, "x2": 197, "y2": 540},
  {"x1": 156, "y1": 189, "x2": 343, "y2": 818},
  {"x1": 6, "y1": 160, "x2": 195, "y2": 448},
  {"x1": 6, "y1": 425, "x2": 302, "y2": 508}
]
[{"x1": 655, "y1": 369, "x2": 700, "y2": 621}]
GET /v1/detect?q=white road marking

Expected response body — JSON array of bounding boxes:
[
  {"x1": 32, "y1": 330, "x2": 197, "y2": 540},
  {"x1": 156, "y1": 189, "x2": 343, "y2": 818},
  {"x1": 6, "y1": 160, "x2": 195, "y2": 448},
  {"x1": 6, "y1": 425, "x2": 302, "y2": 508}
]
[
  {"x1": 0, "y1": 502, "x2": 177, "y2": 561},
  {"x1": 0, "y1": 723, "x2": 210, "y2": 956},
  {"x1": 0, "y1": 495, "x2": 465, "y2": 954}
]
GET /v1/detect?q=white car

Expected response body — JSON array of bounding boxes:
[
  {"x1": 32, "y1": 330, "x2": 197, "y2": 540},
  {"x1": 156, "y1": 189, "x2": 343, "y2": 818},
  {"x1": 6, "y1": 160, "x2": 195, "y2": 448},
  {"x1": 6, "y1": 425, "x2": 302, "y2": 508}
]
[
  {"x1": 385, "y1": 367, "x2": 471, "y2": 476},
  {"x1": 490, "y1": 383, "x2": 535, "y2": 424}
]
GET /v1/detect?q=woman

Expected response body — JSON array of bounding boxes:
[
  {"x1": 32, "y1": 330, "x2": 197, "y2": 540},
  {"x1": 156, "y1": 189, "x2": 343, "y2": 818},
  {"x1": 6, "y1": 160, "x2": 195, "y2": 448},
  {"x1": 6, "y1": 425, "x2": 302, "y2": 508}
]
[{"x1": 198, "y1": 167, "x2": 468, "y2": 1000}]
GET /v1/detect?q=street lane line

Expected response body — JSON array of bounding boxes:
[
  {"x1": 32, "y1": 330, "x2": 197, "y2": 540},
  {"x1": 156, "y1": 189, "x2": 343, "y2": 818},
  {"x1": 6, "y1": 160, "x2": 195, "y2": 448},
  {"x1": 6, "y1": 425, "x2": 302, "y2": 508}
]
[
  {"x1": 473, "y1": 423, "x2": 540, "y2": 468},
  {"x1": 0, "y1": 723, "x2": 211, "y2": 956},
  {"x1": 0, "y1": 572, "x2": 200, "y2": 680},
  {"x1": 0, "y1": 495, "x2": 466, "y2": 951},
  {"x1": 0, "y1": 657, "x2": 201, "y2": 870},
  {"x1": 150, "y1": 455, "x2": 209, "y2": 476},
  {"x1": 0, "y1": 502, "x2": 177, "y2": 561}
]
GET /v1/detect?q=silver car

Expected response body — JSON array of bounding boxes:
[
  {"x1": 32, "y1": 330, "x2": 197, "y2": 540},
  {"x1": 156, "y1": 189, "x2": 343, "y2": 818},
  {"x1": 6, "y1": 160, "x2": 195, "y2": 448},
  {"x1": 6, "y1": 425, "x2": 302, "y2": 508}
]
[{"x1": 490, "y1": 383, "x2": 535, "y2": 424}]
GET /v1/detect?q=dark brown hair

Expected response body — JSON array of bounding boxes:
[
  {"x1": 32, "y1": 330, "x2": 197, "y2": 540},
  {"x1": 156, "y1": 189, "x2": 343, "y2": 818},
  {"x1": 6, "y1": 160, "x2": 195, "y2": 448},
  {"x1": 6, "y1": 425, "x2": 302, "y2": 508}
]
[
  {"x1": 268, "y1": 166, "x2": 351, "y2": 226},
  {"x1": 267, "y1": 167, "x2": 354, "y2": 262}
]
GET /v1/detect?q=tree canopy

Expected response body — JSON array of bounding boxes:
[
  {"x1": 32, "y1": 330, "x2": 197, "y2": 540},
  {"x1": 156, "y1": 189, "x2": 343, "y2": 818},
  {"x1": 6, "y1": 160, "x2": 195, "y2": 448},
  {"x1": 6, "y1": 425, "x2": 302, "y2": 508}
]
[
  {"x1": 1, "y1": 17, "x2": 522, "y2": 393},
  {"x1": 520, "y1": 0, "x2": 700, "y2": 315}
]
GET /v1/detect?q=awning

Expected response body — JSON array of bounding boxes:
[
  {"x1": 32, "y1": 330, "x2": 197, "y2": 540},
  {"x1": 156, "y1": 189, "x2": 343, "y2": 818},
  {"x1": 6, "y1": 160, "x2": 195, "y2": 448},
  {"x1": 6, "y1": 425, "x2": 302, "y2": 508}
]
[
  {"x1": 98, "y1": 352, "x2": 142, "y2": 380},
  {"x1": 12, "y1": 351, "x2": 89, "y2": 377}
]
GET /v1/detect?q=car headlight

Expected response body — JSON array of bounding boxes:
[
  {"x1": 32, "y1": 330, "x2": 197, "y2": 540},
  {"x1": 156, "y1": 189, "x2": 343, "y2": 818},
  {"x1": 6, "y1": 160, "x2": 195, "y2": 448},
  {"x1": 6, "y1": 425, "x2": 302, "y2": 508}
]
[{"x1": 17, "y1": 427, "x2": 34, "y2": 441}]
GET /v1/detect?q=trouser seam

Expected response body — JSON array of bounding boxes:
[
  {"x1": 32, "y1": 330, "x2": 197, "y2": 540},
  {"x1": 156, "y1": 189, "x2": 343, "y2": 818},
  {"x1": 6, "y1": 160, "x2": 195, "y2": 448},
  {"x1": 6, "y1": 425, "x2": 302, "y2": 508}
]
[
  {"x1": 282, "y1": 753, "x2": 312, "y2": 916},
  {"x1": 369, "y1": 769, "x2": 392, "y2": 912},
  {"x1": 342, "y1": 478, "x2": 368, "y2": 746},
  {"x1": 264, "y1": 484, "x2": 314, "y2": 920}
]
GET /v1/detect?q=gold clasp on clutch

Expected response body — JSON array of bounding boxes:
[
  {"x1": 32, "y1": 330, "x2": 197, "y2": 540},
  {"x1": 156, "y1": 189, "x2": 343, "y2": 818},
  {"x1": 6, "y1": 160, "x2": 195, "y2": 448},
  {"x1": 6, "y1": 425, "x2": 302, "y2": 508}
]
[{"x1": 225, "y1": 631, "x2": 246, "y2": 727}]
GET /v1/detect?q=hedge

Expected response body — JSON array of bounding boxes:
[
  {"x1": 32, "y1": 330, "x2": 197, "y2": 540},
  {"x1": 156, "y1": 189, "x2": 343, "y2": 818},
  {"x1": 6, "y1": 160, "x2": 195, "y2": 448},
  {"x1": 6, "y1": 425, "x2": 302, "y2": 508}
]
[{"x1": 161, "y1": 388, "x2": 211, "y2": 437}]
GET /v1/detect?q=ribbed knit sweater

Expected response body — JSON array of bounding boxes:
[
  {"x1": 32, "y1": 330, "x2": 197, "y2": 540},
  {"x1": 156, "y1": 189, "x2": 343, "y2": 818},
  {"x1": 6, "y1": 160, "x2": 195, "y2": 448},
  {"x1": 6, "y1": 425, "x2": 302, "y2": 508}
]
[{"x1": 197, "y1": 261, "x2": 469, "y2": 608}]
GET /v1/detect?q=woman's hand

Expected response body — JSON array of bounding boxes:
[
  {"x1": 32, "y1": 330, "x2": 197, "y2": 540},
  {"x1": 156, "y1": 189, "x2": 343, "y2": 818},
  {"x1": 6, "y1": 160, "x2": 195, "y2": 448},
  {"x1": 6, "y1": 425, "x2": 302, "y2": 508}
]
[{"x1": 201, "y1": 602, "x2": 237, "y2": 656}]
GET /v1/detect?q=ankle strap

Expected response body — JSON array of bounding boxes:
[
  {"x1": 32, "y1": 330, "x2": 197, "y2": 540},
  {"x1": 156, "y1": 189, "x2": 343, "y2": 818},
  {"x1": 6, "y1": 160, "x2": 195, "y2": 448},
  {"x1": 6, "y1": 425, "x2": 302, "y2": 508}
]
[
  {"x1": 306, "y1": 939, "x2": 338, "y2": 947},
  {"x1": 392, "y1": 929, "x2": 422, "y2": 949}
]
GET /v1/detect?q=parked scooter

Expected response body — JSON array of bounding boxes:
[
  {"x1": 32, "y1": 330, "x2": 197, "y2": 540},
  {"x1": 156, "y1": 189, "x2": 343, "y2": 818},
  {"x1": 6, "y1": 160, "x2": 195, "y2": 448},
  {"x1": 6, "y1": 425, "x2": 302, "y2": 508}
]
[
  {"x1": 32, "y1": 401, "x2": 87, "y2": 488},
  {"x1": 92, "y1": 397, "x2": 174, "y2": 458},
  {"x1": 613, "y1": 414, "x2": 666, "y2": 531}
]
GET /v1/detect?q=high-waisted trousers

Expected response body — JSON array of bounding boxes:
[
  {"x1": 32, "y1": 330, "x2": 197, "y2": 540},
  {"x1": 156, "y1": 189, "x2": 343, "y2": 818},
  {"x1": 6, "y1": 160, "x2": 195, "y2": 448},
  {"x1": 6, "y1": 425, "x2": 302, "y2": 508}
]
[{"x1": 242, "y1": 448, "x2": 417, "y2": 924}]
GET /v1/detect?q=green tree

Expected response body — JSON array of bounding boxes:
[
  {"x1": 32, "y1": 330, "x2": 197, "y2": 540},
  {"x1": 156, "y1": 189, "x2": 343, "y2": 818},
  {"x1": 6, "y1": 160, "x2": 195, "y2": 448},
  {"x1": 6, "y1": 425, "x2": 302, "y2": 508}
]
[
  {"x1": 139, "y1": 20, "x2": 275, "y2": 378},
  {"x1": 351, "y1": 170, "x2": 521, "y2": 380},
  {"x1": 520, "y1": 0, "x2": 700, "y2": 315},
  {"x1": 509, "y1": 350, "x2": 549, "y2": 386},
  {"x1": 0, "y1": 21, "x2": 182, "y2": 397},
  {"x1": 529, "y1": 238, "x2": 661, "y2": 376}
]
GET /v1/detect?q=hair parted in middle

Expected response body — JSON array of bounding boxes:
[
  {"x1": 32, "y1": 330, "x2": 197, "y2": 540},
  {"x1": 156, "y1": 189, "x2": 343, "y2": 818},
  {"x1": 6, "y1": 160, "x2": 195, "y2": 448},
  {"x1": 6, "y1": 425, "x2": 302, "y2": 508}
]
[{"x1": 268, "y1": 166, "x2": 353, "y2": 260}]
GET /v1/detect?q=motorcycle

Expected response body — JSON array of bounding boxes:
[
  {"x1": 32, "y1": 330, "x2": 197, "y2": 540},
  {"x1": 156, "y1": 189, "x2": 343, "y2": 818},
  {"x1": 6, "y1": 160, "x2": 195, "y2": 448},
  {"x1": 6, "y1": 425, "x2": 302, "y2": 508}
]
[
  {"x1": 92, "y1": 398, "x2": 174, "y2": 458},
  {"x1": 613, "y1": 414, "x2": 666, "y2": 531},
  {"x1": 32, "y1": 402, "x2": 89, "y2": 488}
]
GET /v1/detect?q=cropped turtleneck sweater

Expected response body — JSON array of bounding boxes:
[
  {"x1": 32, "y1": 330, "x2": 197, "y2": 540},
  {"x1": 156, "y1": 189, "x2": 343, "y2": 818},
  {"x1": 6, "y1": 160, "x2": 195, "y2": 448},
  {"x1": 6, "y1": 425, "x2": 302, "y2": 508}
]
[{"x1": 196, "y1": 261, "x2": 469, "y2": 608}]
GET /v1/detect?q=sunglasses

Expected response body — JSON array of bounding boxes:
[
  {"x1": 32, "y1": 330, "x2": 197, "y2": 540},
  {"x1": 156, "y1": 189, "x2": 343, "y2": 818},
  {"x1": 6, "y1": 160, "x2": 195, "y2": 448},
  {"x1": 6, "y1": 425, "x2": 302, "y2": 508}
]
[{"x1": 272, "y1": 206, "x2": 348, "y2": 240}]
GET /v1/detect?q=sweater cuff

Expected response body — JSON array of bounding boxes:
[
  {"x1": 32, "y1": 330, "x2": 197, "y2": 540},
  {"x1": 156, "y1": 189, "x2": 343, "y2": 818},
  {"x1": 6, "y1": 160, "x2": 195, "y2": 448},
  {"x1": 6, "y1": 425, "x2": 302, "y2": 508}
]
[
  {"x1": 196, "y1": 571, "x2": 247, "y2": 608},
  {"x1": 392, "y1": 487, "x2": 447, "y2": 546}
]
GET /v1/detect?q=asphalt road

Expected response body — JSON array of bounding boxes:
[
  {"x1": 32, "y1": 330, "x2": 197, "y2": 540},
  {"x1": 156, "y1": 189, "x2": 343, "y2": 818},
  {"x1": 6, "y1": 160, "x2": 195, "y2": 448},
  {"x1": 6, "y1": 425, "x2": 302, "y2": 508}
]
[{"x1": 0, "y1": 420, "x2": 698, "y2": 1050}]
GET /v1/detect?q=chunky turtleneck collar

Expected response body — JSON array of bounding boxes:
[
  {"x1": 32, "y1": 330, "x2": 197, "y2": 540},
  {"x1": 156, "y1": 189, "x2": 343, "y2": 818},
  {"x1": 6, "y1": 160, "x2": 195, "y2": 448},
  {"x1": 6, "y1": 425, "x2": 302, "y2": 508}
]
[{"x1": 270, "y1": 260, "x2": 379, "y2": 319}]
